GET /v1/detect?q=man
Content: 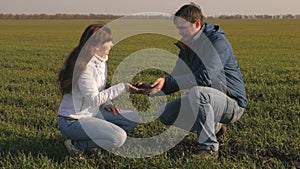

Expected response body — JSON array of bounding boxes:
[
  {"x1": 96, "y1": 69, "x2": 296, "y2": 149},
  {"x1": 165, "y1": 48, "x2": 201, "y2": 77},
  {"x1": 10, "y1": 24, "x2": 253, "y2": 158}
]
[{"x1": 142, "y1": 3, "x2": 247, "y2": 159}]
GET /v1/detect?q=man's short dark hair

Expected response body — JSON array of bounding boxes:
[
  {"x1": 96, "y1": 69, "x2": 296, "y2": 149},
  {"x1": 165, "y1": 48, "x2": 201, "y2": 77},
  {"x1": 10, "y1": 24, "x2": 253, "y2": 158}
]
[{"x1": 174, "y1": 2, "x2": 204, "y2": 25}]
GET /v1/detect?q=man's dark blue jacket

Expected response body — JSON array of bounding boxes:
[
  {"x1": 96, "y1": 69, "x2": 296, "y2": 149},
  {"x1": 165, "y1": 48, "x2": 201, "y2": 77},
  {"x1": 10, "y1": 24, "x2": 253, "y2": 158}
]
[{"x1": 161, "y1": 23, "x2": 247, "y2": 108}]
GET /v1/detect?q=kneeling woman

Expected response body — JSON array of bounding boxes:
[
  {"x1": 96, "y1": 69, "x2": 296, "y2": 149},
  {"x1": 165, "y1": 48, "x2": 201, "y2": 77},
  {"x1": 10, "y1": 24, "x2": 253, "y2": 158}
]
[{"x1": 58, "y1": 24, "x2": 139, "y2": 156}]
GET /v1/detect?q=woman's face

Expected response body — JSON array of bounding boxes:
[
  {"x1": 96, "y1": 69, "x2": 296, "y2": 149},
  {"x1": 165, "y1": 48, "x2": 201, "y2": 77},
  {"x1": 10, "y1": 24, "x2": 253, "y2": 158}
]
[{"x1": 95, "y1": 41, "x2": 113, "y2": 57}]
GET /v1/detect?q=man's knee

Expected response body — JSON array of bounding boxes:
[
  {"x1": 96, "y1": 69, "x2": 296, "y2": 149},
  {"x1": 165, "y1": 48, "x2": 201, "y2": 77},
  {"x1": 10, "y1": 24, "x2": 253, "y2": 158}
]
[{"x1": 189, "y1": 86, "x2": 210, "y2": 103}]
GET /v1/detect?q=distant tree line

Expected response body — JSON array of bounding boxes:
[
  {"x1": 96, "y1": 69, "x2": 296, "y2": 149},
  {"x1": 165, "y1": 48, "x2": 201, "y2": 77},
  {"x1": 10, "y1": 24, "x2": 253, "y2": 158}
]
[
  {"x1": 207, "y1": 14, "x2": 300, "y2": 19},
  {"x1": 0, "y1": 13, "x2": 122, "y2": 20},
  {"x1": 0, "y1": 13, "x2": 299, "y2": 20}
]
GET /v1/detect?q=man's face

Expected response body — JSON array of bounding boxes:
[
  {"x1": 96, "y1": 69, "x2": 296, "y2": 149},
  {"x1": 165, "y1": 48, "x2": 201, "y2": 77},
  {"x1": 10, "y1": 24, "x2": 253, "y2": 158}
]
[{"x1": 174, "y1": 18, "x2": 201, "y2": 43}]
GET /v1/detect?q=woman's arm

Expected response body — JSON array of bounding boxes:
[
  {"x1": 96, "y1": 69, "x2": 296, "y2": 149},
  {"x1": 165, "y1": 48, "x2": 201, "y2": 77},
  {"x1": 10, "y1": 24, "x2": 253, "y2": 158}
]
[{"x1": 77, "y1": 66, "x2": 127, "y2": 107}]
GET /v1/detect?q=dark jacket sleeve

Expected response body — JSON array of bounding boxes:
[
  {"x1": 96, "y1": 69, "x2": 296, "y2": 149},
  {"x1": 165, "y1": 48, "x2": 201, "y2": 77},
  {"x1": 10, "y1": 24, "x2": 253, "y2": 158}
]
[{"x1": 161, "y1": 37, "x2": 230, "y2": 95}]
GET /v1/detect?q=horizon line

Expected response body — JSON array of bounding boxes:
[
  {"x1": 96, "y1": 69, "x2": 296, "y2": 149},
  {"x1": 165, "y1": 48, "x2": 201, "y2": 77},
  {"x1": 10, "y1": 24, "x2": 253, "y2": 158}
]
[{"x1": 1, "y1": 13, "x2": 300, "y2": 17}]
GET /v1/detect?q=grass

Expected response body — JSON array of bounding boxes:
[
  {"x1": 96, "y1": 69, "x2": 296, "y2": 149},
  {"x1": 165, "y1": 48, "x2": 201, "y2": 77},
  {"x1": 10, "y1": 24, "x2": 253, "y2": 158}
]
[{"x1": 0, "y1": 19, "x2": 299, "y2": 168}]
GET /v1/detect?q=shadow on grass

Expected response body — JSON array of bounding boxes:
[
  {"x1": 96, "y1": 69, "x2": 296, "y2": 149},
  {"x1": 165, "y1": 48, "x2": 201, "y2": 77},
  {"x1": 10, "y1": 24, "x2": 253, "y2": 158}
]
[
  {"x1": 163, "y1": 136, "x2": 299, "y2": 168},
  {"x1": 222, "y1": 139, "x2": 299, "y2": 168},
  {"x1": 1, "y1": 130, "x2": 298, "y2": 168},
  {"x1": 0, "y1": 134, "x2": 68, "y2": 164}
]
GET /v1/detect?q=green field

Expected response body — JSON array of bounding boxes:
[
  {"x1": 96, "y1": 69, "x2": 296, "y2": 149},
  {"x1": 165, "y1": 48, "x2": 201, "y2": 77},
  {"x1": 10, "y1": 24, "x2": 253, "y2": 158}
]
[{"x1": 0, "y1": 19, "x2": 299, "y2": 168}]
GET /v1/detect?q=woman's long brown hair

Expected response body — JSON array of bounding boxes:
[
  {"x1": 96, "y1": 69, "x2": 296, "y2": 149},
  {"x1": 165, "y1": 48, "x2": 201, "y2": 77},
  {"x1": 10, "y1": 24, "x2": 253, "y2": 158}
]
[{"x1": 58, "y1": 24, "x2": 112, "y2": 95}]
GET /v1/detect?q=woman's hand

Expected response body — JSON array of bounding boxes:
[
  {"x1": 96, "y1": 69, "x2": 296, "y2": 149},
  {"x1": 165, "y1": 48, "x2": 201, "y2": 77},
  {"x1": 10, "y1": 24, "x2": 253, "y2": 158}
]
[
  {"x1": 129, "y1": 82, "x2": 152, "y2": 94},
  {"x1": 104, "y1": 104, "x2": 121, "y2": 115},
  {"x1": 125, "y1": 83, "x2": 140, "y2": 94}
]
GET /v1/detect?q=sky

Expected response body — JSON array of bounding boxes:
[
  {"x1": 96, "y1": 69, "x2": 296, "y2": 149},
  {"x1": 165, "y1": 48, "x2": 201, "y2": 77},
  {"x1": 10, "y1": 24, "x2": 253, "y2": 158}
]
[{"x1": 0, "y1": 0, "x2": 299, "y2": 16}]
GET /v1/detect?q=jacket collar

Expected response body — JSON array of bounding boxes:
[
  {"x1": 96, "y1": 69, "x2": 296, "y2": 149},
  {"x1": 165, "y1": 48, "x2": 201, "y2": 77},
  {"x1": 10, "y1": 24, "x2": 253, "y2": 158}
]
[
  {"x1": 94, "y1": 54, "x2": 108, "y2": 62},
  {"x1": 193, "y1": 24, "x2": 205, "y2": 41}
]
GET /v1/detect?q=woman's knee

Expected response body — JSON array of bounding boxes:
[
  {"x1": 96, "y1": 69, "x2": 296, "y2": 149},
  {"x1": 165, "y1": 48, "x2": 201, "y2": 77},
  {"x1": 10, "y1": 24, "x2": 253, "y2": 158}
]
[{"x1": 112, "y1": 128, "x2": 127, "y2": 148}]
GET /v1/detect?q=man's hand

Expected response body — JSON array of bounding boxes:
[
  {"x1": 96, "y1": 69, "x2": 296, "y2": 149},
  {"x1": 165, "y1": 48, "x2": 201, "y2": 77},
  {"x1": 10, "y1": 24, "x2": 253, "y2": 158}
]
[
  {"x1": 146, "y1": 78, "x2": 165, "y2": 95},
  {"x1": 104, "y1": 104, "x2": 121, "y2": 115},
  {"x1": 133, "y1": 82, "x2": 152, "y2": 89}
]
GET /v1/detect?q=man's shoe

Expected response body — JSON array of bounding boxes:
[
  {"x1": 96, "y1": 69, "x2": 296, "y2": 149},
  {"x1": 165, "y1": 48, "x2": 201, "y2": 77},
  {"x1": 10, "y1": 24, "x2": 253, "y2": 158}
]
[
  {"x1": 215, "y1": 123, "x2": 226, "y2": 138},
  {"x1": 193, "y1": 150, "x2": 219, "y2": 159},
  {"x1": 64, "y1": 139, "x2": 84, "y2": 157}
]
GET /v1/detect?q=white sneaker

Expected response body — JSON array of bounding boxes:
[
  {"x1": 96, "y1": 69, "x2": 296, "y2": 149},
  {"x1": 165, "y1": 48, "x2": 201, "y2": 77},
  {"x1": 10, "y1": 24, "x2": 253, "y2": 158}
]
[{"x1": 64, "y1": 139, "x2": 84, "y2": 157}]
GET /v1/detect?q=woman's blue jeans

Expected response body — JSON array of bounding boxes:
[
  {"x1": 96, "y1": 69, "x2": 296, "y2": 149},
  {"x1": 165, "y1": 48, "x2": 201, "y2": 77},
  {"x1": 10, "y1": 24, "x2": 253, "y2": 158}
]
[{"x1": 58, "y1": 109, "x2": 139, "y2": 151}]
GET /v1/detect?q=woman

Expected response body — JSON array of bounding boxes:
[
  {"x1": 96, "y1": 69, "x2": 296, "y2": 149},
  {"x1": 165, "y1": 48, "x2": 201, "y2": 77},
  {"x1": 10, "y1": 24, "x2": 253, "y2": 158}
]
[{"x1": 58, "y1": 24, "x2": 139, "y2": 156}]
